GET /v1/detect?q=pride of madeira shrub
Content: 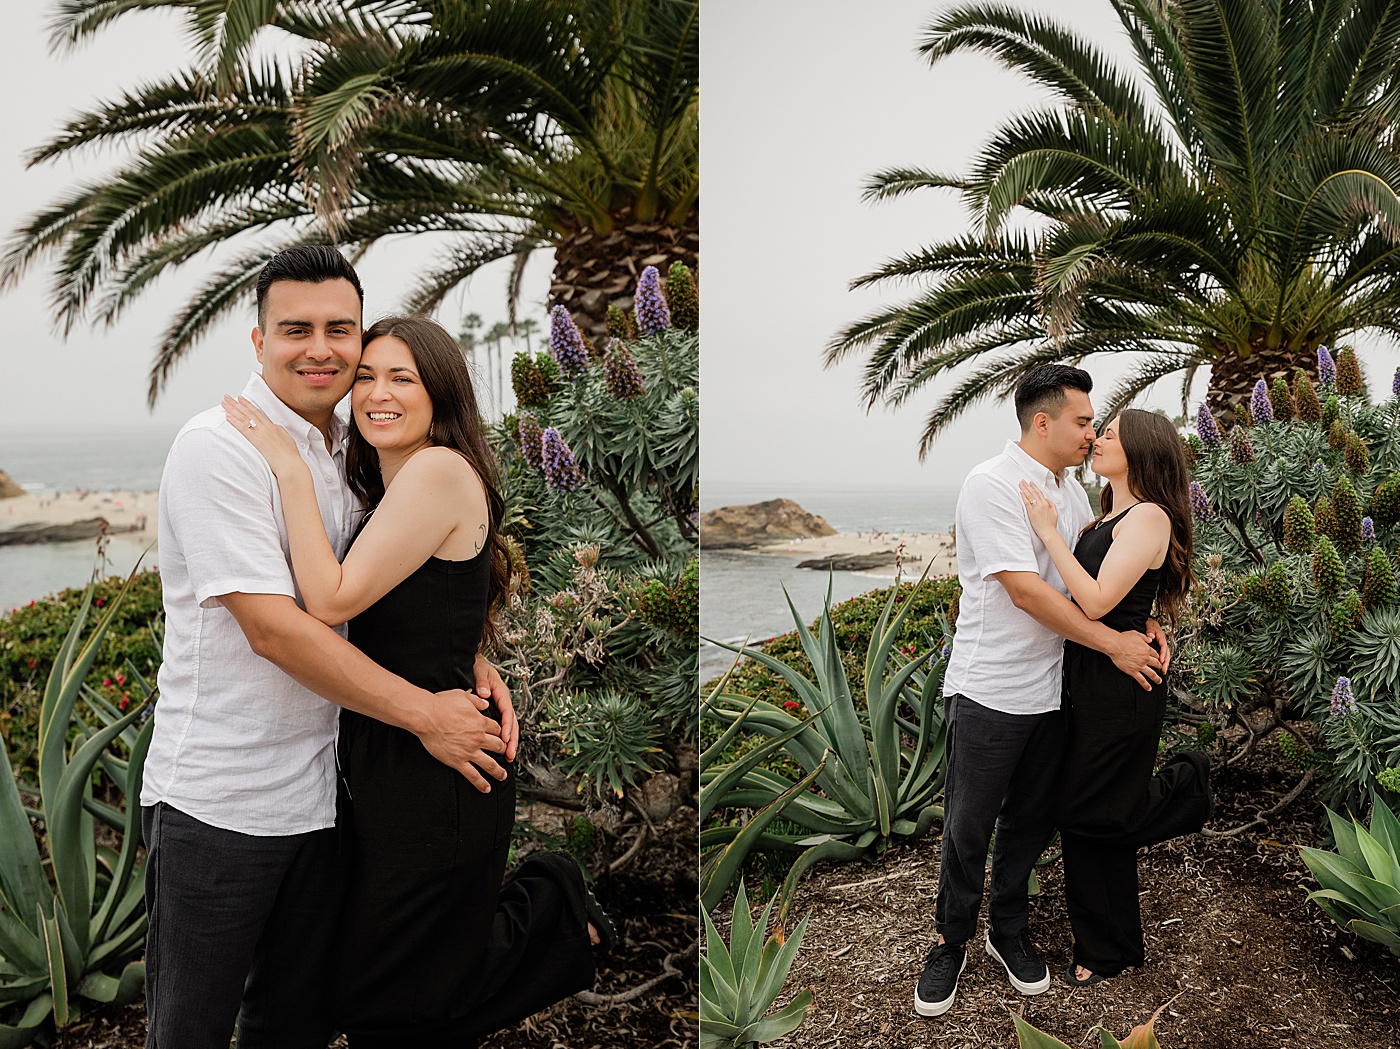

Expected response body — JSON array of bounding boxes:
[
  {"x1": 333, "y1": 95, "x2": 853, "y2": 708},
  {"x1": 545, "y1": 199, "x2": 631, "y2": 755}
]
[
  {"x1": 1180, "y1": 348, "x2": 1400, "y2": 816},
  {"x1": 497, "y1": 264, "x2": 698, "y2": 821}
]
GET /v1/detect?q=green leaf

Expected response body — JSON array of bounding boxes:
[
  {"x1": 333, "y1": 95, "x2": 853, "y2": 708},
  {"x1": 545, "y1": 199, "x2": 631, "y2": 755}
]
[{"x1": 1010, "y1": 1009, "x2": 1073, "y2": 1048}]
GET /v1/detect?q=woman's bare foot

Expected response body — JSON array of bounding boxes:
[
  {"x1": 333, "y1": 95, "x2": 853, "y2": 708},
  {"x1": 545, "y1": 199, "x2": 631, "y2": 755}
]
[{"x1": 1075, "y1": 964, "x2": 1095, "y2": 982}]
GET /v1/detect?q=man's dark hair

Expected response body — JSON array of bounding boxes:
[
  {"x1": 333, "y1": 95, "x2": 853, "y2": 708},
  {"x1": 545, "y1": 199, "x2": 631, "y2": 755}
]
[
  {"x1": 255, "y1": 246, "x2": 364, "y2": 328},
  {"x1": 1014, "y1": 364, "x2": 1093, "y2": 430}
]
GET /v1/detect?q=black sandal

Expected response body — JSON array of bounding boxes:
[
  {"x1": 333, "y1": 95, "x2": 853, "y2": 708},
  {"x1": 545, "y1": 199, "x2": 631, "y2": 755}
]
[
  {"x1": 1064, "y1": 963, "x2": 1105, "y2": 986},
  {"x1": 572, "y1": 856, "x2": 618, "y2": 953}
]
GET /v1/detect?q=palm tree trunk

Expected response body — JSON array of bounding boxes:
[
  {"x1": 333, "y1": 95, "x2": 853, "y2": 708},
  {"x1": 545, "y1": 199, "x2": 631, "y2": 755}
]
[
  {"x1": 550, "y1": 209, "x2": 699, "y2": 340},
  {"x1": 1207, "y1": 346, "x2": 1320, "y2": 426}
]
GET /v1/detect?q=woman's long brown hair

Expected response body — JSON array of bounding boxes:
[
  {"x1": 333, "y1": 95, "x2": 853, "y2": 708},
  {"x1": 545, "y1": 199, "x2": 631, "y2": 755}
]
[
  {"x1": 1098, "y1": 408, "x2": 1195, "y2": 628},
  {"x1": 345, "y1": 316, "x2": 512, "y2": 650}
]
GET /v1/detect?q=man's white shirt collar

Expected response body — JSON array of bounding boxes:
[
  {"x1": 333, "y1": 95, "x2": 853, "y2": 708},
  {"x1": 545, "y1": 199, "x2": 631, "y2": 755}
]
[
  {"x1": 1003, "y1": 438, "x2": 1068, "y2": 488},
  {"x1": 240, "y1": 372, "x2": 347, "y2": 452}
]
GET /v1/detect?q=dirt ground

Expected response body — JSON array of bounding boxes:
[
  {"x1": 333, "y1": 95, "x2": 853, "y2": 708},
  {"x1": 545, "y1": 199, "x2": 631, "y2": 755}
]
[
  {"x1": 738, "y1": 747, "x2": 1400, "y2": 1049},
  {"x1": 40, "y1": 806, "x2": 699, "y2": 1049}
]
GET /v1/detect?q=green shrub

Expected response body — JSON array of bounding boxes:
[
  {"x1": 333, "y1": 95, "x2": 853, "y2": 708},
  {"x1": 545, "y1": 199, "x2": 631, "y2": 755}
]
[
  {"x1": 1, "y1": 569, "x2": 162, "y2": 785},
  {"x1": 1181, "y1": 377, "x2": 1400, "y2": 814}
]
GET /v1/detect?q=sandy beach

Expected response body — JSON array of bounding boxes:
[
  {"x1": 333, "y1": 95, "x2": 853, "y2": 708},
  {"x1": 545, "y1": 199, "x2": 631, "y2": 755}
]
[
  {"x1": 757, "y1": 530, "x2": 958, "y2": 578},
  {"x1": 0, "y1": 490, "x2": 159, "y2": 535}
]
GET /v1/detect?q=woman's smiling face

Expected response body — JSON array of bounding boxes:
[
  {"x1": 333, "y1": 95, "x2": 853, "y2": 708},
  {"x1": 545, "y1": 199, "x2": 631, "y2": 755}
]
[{"x1": 351, "y1": 335, "x2": 434, "y2": 452}]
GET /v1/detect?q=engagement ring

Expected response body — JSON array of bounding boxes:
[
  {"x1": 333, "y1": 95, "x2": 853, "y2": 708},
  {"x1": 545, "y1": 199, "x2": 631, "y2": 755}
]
[{"x1": 248, "y1": 419, "x2": 257, "y2": 429}]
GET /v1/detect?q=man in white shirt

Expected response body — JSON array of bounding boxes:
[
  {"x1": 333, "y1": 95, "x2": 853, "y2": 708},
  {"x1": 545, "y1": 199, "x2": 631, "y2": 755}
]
[
  {"x1": 914, "y1": 365, "x2": 1168, "y2": 1018},
  {"x1": 140, "y1": 246, "x2": 516, "y2": 1048}
]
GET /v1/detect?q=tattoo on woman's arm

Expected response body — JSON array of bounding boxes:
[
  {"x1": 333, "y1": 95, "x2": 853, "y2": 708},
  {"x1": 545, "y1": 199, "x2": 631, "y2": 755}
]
[{"x1": 474, "y1": 522, "x2": 487, "y2": 555}]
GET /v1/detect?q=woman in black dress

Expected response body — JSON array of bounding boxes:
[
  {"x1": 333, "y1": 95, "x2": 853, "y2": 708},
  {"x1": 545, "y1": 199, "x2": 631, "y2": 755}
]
[
  {"x1": 1019, "y1": 408, "x2": 1211, "y2": 986},
  {"x1": 225, "y1": 316, "x2": 608, "y2": 1046}
]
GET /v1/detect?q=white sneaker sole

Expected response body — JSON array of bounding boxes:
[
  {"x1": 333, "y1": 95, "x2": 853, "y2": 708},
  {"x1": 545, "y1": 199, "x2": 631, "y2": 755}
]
[
  {"x1": 985, "y1": 933, "x2": 1051, "y2": 995},
  {"x1": 913, "y1": 953, "x2": 966, "y2": 1016}
]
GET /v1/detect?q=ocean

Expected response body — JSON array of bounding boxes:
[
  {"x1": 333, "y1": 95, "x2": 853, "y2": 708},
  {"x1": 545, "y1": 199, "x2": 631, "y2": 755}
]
[
  {"x1": 0, "y1": 428, "x2": 175, "y2": 611},
  {"x1": 699, "y1": 482, "x2": 962, "y2": 680}
]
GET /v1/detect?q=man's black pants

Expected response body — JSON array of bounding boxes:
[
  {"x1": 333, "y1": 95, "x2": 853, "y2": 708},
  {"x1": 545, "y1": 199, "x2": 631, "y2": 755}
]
[
  {"x1": 933, "y1": 693, "x2": 1065, "y2": 946},
  {"x1": 141, "y1": 802, "x2": 340, "y2": 1049}
]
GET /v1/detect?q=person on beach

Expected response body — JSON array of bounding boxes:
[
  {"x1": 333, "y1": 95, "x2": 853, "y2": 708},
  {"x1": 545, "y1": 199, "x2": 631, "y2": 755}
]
[
  {"x1": 1019, "y1": 408, "x2": 1211, "y2": 986},
  {"x1": 141, "y1": 247, "x2": 517, "y2": 1049},
  {"x1": 223, "y1": 315, "x2": 609, "y2": 1046},
  {"x1": 915, "y1": 364, "x2": 1171, "y2": 1018}
]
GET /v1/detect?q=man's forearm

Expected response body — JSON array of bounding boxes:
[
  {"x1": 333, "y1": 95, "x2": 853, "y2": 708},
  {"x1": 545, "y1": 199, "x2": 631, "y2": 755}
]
[
  {"x1": 237, "y1": 601, "x2": 431, "y2": 734},
  {"x1": 1010, "y1": 579, "x2": 1133, "y2": 654}
]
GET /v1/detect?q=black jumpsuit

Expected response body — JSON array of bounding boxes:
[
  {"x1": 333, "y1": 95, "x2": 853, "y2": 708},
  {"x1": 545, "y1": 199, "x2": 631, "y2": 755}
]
[
  {"x1": 334, "y1": 551, "x2": 595, "y2": 1047},
  {"x1": 1058, "y1": 507, "x2": 1212, "y2": 977}
]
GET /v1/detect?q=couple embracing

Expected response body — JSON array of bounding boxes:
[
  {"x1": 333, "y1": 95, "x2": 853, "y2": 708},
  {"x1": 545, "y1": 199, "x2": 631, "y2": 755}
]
[
  {"x1": 915, "y1": 364, "x2": 1213, "y2": 1016},
  {"x1": 141, "y1": 246, "x2": 611, "y2": 1048}
]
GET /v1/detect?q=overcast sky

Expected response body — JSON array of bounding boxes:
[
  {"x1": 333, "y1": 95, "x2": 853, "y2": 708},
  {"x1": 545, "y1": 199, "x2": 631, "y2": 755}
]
[
  {"x1": 0, "y1": 5, "x2": 549, "y2": 442},
  {"x1": 700, "y1": 0, "x2": 1400, "y2": 491}
]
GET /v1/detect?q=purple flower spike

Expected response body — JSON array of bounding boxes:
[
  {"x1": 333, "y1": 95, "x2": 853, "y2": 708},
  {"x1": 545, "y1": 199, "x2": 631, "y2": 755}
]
[
  {"x1": 634, "y1": 265, "x2": 672, "y2": 334},
  {"x1": 1318, "y1": 345, "x2": 1336, "y2": 384},
  {"x1": 1330, "y1": 676, "x2": 1357, "y2": 717},
  {"x1": 517, "y1": 411, "x2": 544, "y2": 471},
  {"x1": 1250, "y1": 379, "x2": 1273, "y2": 423},
  {"x1": 1196, "y1": 404, "x2": 1222, "y2": 449},
  {"x1": 602, "y1": 340, "x2": 645, "y2": 399},
  {"x1": 549, "y1": 305, "x2": 588, "y2": 374},
  {"x1": 1189, "y1": 481, "x2": 1214, "y2": 521},
  {"x1": 1363, "y1": 517, "x2": 1375, "y2": 541},
  {"x1": 1393, "y1": 367, "x2": 1400, "y2": 397},
  {"x1": 1229, "y1": 426, "x2": 1255, "y2": 464},
  {"x1": 541, "y1": 427, "x2": 583, "y2": 491}
]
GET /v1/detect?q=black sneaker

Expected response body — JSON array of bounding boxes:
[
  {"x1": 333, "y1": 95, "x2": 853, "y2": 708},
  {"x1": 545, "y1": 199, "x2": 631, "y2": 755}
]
[
  {"x1": 985, "y1": 929, "x2": 1050, "y2": 995},
  {"x1": 914, "y1": 942, "x2": 966, "y2": 1016}
]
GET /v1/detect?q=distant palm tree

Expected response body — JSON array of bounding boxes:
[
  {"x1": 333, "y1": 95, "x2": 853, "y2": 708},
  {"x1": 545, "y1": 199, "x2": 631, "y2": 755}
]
[
  {"x1": 518, "y1": 317, "x2": 540, "y2": 354},
  {"x1": 3, "y1": 0, "x2": 697, "y2": 404},
  {"x1": 828, "y1": 0, "x2": 1400, "y2": 453},
  {"x1": 486, "y1": 320, "x2": 513, "y2": 414}
]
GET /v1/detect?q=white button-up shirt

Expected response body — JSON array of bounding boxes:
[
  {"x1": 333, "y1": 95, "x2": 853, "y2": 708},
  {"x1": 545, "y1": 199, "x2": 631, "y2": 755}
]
[
  {"x1": 943, "y1": 439, "x2": 1094, "y2": 715},
  {"x1": 141, "y1": 373, "x2": 356, "y2": 834}
]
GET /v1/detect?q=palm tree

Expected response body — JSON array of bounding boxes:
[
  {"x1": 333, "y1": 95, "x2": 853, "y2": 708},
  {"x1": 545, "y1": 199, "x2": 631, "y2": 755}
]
[
  {"x1": 3, "y1": 0, "x2": 697, "y2": 404},
  {"x1": 518, "y1": 316, "x2": 540, "y2": 353},
  {"x1": 828, "y1": 0, "x2": 1400, "y2": 454},
  {"x1": 486, "y1": 320, "x2": 512, "y2": 413}
]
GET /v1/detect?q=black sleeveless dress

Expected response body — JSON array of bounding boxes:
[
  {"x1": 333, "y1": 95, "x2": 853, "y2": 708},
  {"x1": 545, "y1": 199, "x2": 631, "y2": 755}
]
[
  {"x1": 1056, "y1": 505, "x2": 1211, "y2": 977},
  {"x1": 333, "y1": 551, "x2": 595, "y2": 1045}
]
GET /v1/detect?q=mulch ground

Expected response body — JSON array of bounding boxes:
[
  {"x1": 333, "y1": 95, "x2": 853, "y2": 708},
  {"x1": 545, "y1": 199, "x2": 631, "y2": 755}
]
[
  {"x1": 717, "y1": 742, "x2": 1400, "y2": 1049},
  {"x1": 42, "y1": 806, "x2": 699, "y2": 1049}
]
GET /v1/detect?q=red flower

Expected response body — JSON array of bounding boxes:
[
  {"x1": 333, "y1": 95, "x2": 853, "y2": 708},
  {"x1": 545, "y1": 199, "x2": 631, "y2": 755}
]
[
  {"x1": 95, "y1": 598, "x2": 105, "y2": 607},
  {"x1": 26, "y1": 660, "x2": 36, "y2": 670},
  {"x1": 103, "y1": 678, "x2": 113, "y2": 687},
  {"x1": 116, "y1": 673, "x2": 126, "y2": 686},
  {"x1": 27, "y1": 600, "x2": 35, "y2": 607},
  {"x1": 784, "y1": 700, "x2": 800, "y2": 709},
  {"x1": 119, "y1": 692, "x2": 130, "y2": 709}
]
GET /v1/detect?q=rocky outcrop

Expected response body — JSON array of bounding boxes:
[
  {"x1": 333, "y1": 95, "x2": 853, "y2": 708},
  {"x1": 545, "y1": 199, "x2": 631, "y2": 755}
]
[
  {"x1": 0, "y1": 518, "x2": 133, "y2": 546},
  {"x1": 797, "y1": 551, "x2": 912, "y2": 571},
  {"x1": 0, "y1": 471, "x2": 24, "y2": 499},
  {"x1": 700, "y1": 498, "x2": 838, "y2": 549}
]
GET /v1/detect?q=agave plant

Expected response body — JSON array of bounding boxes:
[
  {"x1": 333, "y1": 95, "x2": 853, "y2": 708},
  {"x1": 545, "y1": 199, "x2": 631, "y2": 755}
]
[
  {"x1": 0, "y1": 571, "x2": 153, "y2": 1043},
  {"x1": 699, "y1": 572, "x2": 948, "y2": 916},
  {"x1": 1300, "y1": 792, "x2": 1400, "y2": 957},
  {"x1": 699, "y1": 880, "x2": 812, "y2": 1049}
]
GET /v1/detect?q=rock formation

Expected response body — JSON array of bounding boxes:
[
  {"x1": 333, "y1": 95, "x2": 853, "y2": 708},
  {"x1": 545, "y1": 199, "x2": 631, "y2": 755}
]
[
  {"x1": 700, "y1": 498, "x2": 837, "y2": 549},
  {"x1": 0, "y1": 471, "x2": 24, "y2": 499}
]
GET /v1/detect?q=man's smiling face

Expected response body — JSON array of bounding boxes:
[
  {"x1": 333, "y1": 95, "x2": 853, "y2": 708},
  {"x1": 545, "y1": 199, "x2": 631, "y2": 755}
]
[{"x1": 252, "y1": 278, "x2": 363, "y2": 427}]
